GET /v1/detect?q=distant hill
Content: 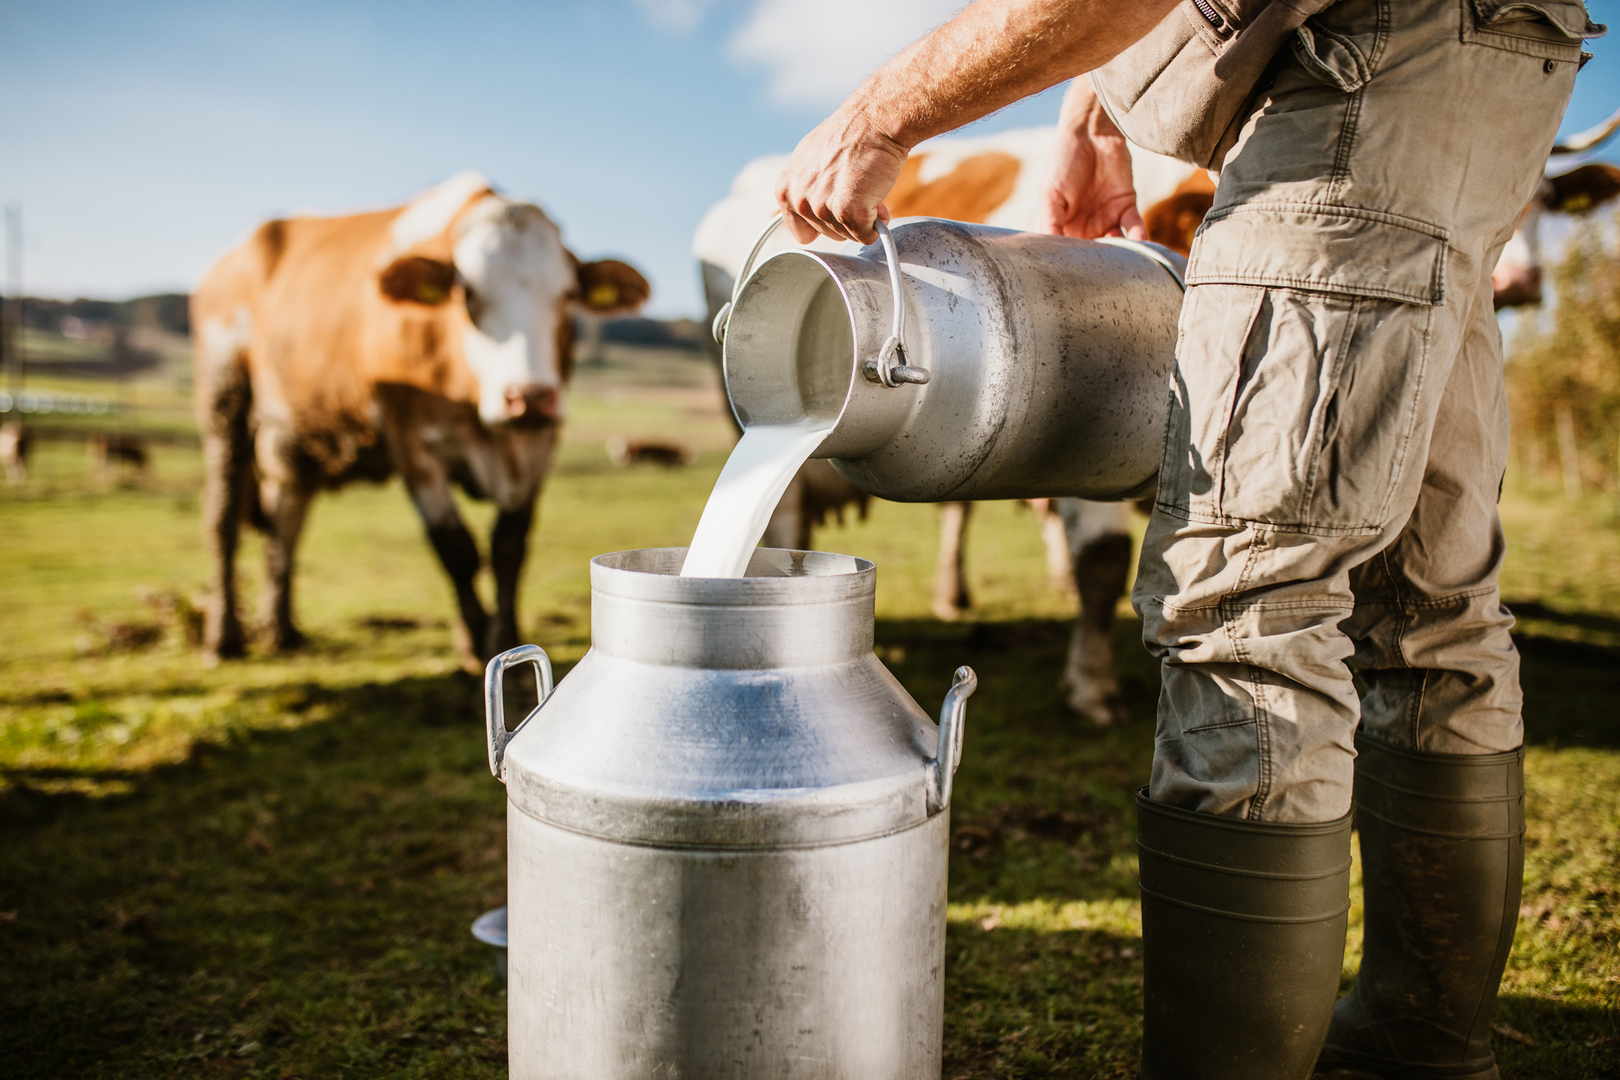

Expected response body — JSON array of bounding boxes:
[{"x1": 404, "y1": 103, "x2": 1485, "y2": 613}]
[
  {"x1": 1, "y1": 293, "x2": 705, "y2": 353},
  {"x1": 0, "y1": 293, "x2": 708, "y2": 384},
  {"x1": 596, "y1": 316, "x2": 707, "y2": 352},
  {"x1": 7, "y1": 293, "x2": 190, "y2": 337}
]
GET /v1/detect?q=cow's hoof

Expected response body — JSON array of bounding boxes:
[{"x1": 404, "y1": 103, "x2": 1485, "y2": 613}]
[
  {"x1": 931, "y1": 593, "x2": 971, "y2": 622},
  {"x1": 1064, "y1": 683, "x2": 1126, "y2": 728},
  {"x1": 268, "y1": 627, "x2": 309, "y2": 653},
  {"x1": 453, "y1": 623, "x2": 484, "y2": 675},
  {"x1": 202, "y1": 633, "x2": 246, "y2": 665}
]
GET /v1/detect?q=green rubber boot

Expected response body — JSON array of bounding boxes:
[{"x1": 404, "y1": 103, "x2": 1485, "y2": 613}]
[
  {"x1": 1137, "y1": 791, "x2": 1352, "y2": 1080},
  {"x1": 1315, "y1": 736, "x2": 1525, "y2": 1080}
]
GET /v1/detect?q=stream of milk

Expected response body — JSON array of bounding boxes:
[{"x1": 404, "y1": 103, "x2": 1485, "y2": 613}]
[{"x1": 679, "y1": 418, "x2": 836, "y2": 578}]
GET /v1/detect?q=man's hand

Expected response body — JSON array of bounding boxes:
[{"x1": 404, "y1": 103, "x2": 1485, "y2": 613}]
[
  {"x1": 1042, "y1": 78, "x2": 1144, "y2": 240},
  {"x1": 777, "y1": 110, "x2": 909, "y2": 245},
  {"x1": 774, "y1": 0, "x2": 1176, "y2": 245}
]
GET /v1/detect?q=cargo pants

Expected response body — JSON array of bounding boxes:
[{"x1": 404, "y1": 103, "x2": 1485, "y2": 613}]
[{"x1": 1134, "y1": 0, "x2": 1596, "y2": 821}]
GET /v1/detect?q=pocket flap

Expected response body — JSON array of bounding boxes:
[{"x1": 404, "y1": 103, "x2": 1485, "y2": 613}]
[
  {"x1": 1293, "y1": 22, "x2": 1371, "y2": 92},
  {"x1": 1473, "y1": 0, "x2": 1605, "y2": 39},
  {"x1": 1186, "y1": 205, "x2": 1449, "y2": 306}
]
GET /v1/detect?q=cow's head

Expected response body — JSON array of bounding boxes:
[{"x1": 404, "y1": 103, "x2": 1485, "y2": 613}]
[
  {"x1": 1493, "y1": 163, "x2": 1620, "y2": 309},
  {"x1": 377, "y1": 172, "x2": 650, "y2": 427}
]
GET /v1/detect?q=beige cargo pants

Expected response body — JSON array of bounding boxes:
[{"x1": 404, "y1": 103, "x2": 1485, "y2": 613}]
[{"x1": 1135, "y1": 0, "x2": 1594, "y2": 822}]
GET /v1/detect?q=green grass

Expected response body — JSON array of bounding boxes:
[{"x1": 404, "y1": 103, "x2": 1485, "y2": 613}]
[{"x1": 1, "y1": 365, "x2": 1616, "y2": 1078}]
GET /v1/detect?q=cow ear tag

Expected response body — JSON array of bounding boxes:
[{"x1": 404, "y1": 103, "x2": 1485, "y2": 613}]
[{"x1": 378, "y1": 255, "x2": 456, "y2": 306}]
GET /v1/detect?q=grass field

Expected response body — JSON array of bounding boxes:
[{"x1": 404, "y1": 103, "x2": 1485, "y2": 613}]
[{"x1": 1, "y1": 350, "x2": 1616, "y2": 1078}]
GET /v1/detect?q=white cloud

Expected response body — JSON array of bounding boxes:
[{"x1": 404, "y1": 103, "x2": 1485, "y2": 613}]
[
  {"x1": 631, "y1": 0, "x2": 717, "y2": 34},
  {"x1": 729, "y1": 0, "x2": 965, "y2": 109}
]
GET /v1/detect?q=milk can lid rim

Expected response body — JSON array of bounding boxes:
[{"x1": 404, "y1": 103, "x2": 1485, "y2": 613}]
[{"x1": 590, "y1": 547, "x2": 875, "y2": 605}]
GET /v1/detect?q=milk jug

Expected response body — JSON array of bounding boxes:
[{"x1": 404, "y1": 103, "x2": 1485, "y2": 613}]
[
  {"x1": 716, "y1": 217, "x2": 1186, "y2": 502},
  {"x1": 487, "y1": 547, "x2": 976, "y2": 1079}
]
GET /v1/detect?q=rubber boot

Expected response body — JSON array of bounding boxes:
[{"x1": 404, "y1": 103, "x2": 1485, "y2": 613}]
[
  {"x1": 1315, "y1": 736, "x2": 1525, "y2": 1080},
  {"x1": 1137, "y1": 790, "x2": 1352, "y2": 1080}
]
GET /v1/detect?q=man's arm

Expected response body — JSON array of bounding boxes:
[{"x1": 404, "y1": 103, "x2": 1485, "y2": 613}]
[
  {"x1": 1041, "y1": 77, "x2": 1144, "y2": 240},
  {"x1": 775, "y1": 0, "x2": 1175, "y2": 244}
]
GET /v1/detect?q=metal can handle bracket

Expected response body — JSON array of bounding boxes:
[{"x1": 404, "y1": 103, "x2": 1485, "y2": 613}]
[
  {"x1": 485, "y1": 643, "x2": 555, "y2": 780},
  {"x1": 926, "y1": 665, "x2": 977, "y2": 815}
]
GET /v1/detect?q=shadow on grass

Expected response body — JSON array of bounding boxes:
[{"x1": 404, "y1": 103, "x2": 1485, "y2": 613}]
[
  {"x1": 946, "y1": 924, "x2": 1144, "y2": 1080},
  {"x1": 1507, "y1": 598, "x2": 1620, "y2": 637},
  {"x1": 1493, "y1": 995, "x2": 1620, "y2": 1078},
  {"x1": 0, "y1": 672, "x2": 512, "y2": 1080},
  {"x1": 2, "y1": 613, "x2": 1614, "y2": 1079},
  {"x1": 1515, "y1": 637, "x2": 1620, "y2": 749}
]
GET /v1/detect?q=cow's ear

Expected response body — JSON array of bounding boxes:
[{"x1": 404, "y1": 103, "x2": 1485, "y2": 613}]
[
  {"x1": 378, "y1": 255, "x2": 457, "y2": 305},
  {"x1": 1546, "y1": 163, "x2": 1620, "y2": 214},
  {"x1": 574, "y1": 258, "x2": 650, "y2": 314}
]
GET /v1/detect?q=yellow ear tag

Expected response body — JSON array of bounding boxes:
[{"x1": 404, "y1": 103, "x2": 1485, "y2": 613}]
[
  {"x1": 418, "y1": 283, "x2": 447, "y2": 304},
  {"x1": 588, "y1": 283, "x2": 619, "y2": 308}
]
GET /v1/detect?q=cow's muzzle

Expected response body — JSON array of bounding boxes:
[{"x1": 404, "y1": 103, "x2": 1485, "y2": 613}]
[
  {"x1": 1492, "y1": 264, "x2": 1542, "y2": 310},
  {"x1": 503, "y1": 384, "x2": 562, "y2": 427}
]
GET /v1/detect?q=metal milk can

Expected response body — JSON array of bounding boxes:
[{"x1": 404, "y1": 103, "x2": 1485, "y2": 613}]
[
  {"x1": 486, "y1": 547, "x2": 977, "y2": 1080},
  {"x1": 715, "y1": 217, "x2": 1186, "y2": 503}
]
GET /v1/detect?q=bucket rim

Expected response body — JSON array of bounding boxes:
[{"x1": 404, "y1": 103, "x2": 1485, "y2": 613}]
[{"x1": 590, "y1": 547, "x2": 874, "y2": 605}]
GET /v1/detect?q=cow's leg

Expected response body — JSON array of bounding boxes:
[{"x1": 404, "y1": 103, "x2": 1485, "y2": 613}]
[
  {"x1": 424, "y1": 510, "x2": 489, "y2": 673},
  {"x1": 258, "y1": 464, "x2": 313, "y2": 652},
  {"x1": 199, "y1": 362, "x2": 254, "y2": 662},
  {"x1": 376, "y1": 393, "x2": 492, "y2": 671},
  {"x1": 400, "y1": 469, "x2": 489, "y2": 673},
  {"x1": 1057, "y1": 498, "x2": 1133, "y2": 726},
  {"x1": 1031, "y1": 498, "x2": 1079, "y2": 600},
  {"x1": 931, "y1": 501, "x2": 973, "y2": 621},
  {"x1": 488, "y1": 500, "x2": 535, "y2": 658}
]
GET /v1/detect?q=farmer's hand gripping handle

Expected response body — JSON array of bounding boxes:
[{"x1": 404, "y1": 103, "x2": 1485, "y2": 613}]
[
  {"x1": 485, "y1": 644, "x2": 554, "y2": 780},
  {"x1": 926, "y1": 666, "x2": 977, "y2": 815}
]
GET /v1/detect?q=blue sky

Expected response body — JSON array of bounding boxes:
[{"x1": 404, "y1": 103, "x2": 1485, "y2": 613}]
[{"x1": 3, "y1": 0, "x2": 1618, "y2": 318}]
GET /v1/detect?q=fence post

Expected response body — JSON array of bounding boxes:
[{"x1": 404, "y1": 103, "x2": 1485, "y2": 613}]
[{"x1": 3, "y1": 205, "x2": 20, "y2": 398}]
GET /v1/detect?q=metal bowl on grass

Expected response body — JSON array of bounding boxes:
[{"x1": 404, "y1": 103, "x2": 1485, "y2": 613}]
[{"x1": 471, "y1": 906, "x2": 508, "y2": 982}]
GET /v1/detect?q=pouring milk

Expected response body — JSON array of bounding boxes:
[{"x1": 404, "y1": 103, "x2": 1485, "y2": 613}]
[
  {"x1": 679, "y1": 418, "x2": 834, "y2": 578},
  {"x1": 681, "y1": 220, "x2": 852, "y2": 578}
]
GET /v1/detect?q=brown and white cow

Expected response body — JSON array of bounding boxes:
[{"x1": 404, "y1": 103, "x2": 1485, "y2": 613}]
[
  {"x1": 194, "y1": 172, "x2": 648, "y2": 669},
  {"x1": 695, "y1": 129, "x2": 1213, "y2": 725}
]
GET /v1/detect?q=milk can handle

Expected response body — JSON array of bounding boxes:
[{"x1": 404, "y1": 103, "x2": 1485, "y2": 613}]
[
  {"x1": 926, "y1": 666, "x2": 978, "y2": 815},
  {"x1": 712, "y1": 216, "x2": 926, "y2": 388},
  {"x1": 484, "y1": 644, "x2": 555, "y2": 781},
  {"x1": 863, "y1": 218, "x2": 929, "y2": 388},
  {"x1": 711, "y1": 214, "x2": 784, "y2": 345}
]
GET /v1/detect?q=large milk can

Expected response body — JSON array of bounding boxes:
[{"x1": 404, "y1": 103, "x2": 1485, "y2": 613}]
[
  {"x1": 486, "y1": 547, "x2": 977, "y2": 1080},
  {"x1": 716, "y1": 217, "x2": 1186, "y2": 503}
]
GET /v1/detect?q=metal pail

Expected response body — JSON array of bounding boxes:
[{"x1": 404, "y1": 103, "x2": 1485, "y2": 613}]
[
  {"x1": 486, "y1": 548, "x2": 976, "y2": 1080},
  {"x1": 718, "y1": 217, "x2": 1186, "y2": 503}
]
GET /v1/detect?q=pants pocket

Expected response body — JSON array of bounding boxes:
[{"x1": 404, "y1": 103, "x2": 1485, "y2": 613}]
[
  {"x1": 1164, "y1": 283, "x2": 1435, "y2": 535},
  {"x1": 1463, "y1": 0, "x2": 1600, "y2": 61}
]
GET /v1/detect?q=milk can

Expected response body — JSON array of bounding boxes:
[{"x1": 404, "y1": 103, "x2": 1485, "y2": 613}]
[
  {"x1": 486, "y1": 547, "x2": 977, "y2": 1080},
  {"x1": 715, "y1": 217, "x2": 1186, "y2": 503}
]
